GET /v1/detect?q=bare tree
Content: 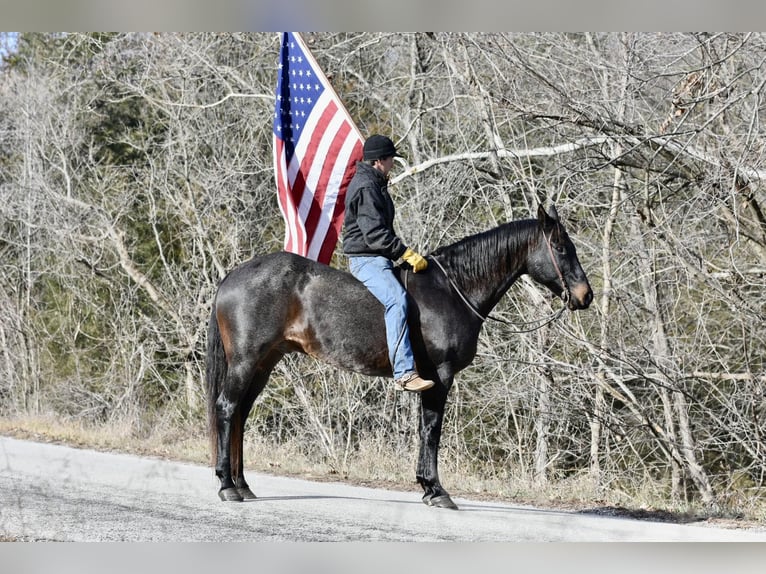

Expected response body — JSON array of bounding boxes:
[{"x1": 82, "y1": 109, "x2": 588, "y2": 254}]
[{"x1": 2, "y1": 32, "x2": 765, "y2": 510}]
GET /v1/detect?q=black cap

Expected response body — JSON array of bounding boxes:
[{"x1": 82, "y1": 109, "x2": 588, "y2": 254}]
[{"x1": 363, "y1": 134, "x2": 403, "y2": 161}]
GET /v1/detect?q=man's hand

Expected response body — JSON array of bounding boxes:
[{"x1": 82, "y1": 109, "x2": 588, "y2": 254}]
[{"x1": 402, "y1": 248, "x2": 428, "y2": 273}]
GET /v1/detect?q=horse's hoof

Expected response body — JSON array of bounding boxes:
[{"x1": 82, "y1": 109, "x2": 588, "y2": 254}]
[
  {"x1": 218, "y1": 487, "x2": 244, "y2": 502},
  {"x1": 424, "y1": 494, "x2": 459, "y2": 510},
  {"x1": 237, "y1": 486, "x2": 257, "y2": 500}
]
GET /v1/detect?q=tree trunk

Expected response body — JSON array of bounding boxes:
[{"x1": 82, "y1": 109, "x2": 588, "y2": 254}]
[
  {"x1": 630, "y1": 179, "x2": 715, "y2": 505},
  {"x1": 587, "y1": 31, "x2": 633, "y2": 484},
  {"x1": 534, "y1": 367, "x2": 552, "y2": 485}
]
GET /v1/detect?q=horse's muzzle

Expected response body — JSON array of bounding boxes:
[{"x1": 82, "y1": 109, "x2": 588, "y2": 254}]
[{"x1": 567, "y1": 282, "x2": 593, "y2": 310}]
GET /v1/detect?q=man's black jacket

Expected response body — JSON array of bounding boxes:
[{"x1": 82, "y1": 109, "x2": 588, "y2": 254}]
[{"x1": 342, "y1": 161, "x2": 407, "y2": 260}]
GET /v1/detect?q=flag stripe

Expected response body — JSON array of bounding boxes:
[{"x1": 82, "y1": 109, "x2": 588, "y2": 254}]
[
  {"x1": 273, "y1": 32, "x2": 363, "y2": 264},
  {"x1": 293, "y1": 96, "x2": 339, "y2": 237},
  {"x1": 312, "y1": 136, "x2": 362, "y2": 262},
  {"x1": 306, "y1": 127, "x2": 360, "y2": 260},
  {"x1": 274, "y1": 136, "x2": 306, "y2": 256},
  {"x1": 302, "y1": 105, "x2": 350, "y2": 248}
]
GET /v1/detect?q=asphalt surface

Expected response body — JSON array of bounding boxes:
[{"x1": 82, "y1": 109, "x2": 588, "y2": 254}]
[{"x1": 2, "y1": 435, "x2": 765, "y2": 542}]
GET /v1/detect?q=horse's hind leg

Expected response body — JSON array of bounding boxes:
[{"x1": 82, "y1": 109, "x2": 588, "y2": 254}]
[
  {"x1": 215, "y1": 392, "x2": 243, "y2": 500},
  {"x1": 231, "y1": 368, "x2": 273, "y2": 500},
  {"x1": 215, "y1": 356, "x2": 264, "y2": 501}
]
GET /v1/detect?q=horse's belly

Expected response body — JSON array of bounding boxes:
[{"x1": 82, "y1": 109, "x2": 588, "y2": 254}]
[{"x1": 290, "y1": 294, "x2": 392, "y2": 377}]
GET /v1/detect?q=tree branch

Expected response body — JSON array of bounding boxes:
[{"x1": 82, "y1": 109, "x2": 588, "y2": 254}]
[{"x1": 390, "y1": 136, "x2": 610, "y2": 184}]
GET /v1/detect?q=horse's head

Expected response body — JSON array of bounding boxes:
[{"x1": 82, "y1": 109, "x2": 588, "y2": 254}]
[{"x1": 528, "y1": 205, "x2": 593, "y2": 311}]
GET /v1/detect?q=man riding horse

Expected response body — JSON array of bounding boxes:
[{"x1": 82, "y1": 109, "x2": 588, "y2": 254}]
[{"x1": 342, "y1": 134, "x2": 434, "y2": 393}]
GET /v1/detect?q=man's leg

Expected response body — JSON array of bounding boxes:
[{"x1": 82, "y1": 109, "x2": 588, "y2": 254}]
[{"x1": 349, "y1": 256, "x2": 415, "y2": 379}]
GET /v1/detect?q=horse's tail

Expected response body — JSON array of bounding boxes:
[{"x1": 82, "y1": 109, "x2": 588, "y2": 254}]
[{"x1": 205, "y1": 303, "x2": 226, "y2": 469}]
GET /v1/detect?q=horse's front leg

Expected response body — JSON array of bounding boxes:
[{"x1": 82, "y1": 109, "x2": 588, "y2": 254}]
[{"x1": 416, "y1": 371, "x2": 458, "y2": 510}]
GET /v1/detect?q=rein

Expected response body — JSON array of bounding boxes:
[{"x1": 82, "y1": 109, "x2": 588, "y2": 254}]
[
  {"x1": 427, "y1": 253, "x2": 567, "y2": 334},
  {"x1": 544, "y1": 226, "x2": 570, "y2": 306}
]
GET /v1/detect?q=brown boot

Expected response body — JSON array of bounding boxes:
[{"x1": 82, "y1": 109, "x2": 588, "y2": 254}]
[{"x1": 394, "y1": 372, "x2": 435, "y2": 392}]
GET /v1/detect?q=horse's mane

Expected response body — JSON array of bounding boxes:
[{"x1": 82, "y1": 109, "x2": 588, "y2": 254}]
[{"x1": 429, "y1": 219, "x2": 538, "y2": 288}]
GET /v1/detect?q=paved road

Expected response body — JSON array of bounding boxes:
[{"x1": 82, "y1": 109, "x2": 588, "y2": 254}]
[{"x1": 1, "y1": 436, "x2": 765, "y2": 541}]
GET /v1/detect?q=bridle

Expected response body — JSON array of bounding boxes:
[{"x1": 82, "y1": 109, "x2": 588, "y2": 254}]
[
  {"x1": 544, "y1": 226, "x2": 570, "y2": 306},
  {"x1": 423, "y1": 230, "x2": 570, "y2": 334}
]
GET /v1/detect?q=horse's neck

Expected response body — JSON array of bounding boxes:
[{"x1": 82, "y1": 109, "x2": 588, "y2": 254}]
[{"x1": 435, "y1": 220, "x2": 535, "y2": 315}]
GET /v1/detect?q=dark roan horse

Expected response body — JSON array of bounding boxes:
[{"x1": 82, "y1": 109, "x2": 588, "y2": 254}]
[{"x1": 206, "y1": 204, "x2": 593, "y2": 509}]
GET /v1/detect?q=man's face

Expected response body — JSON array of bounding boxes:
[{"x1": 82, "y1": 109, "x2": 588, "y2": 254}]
[{"x1": 375, "y1": 156, "x2": 395, "y2": 176}]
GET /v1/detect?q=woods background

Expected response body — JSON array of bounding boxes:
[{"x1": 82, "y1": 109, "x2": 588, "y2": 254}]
[{"x1": 1, "y1": 32, "x2": 765, "y2": 513}]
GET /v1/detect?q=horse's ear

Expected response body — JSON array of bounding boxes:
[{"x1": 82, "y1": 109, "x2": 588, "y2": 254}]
[
  {"x1": 537, "y1": 204, "x2": 557, "y2": 229},
  {"x1": 537, "y1": 204, "x2": 548, "y2": 226}
]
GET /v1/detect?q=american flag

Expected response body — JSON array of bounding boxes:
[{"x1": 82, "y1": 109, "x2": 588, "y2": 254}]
[{"x1": 273, "y1": 32, "x2": 363, "y2": 264}]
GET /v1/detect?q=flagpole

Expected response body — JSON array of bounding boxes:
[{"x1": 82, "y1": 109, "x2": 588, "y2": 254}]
[{"x1": 291, "y1": 32, "x2": 364, "y2": 142}]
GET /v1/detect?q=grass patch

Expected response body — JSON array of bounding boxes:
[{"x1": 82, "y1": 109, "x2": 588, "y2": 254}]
[{"x1": 0, "y1": 413, "x2": 209, "y2": 465}]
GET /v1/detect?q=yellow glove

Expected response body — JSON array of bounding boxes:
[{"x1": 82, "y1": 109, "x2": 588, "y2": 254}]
[{"x1": 402, "y1": 248, "x2": 428, "y2": 273}]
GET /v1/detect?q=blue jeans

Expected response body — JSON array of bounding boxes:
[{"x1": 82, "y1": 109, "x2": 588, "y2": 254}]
[{"x1": 348, "y1": 256, "x2": 415, "y2": 379}]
